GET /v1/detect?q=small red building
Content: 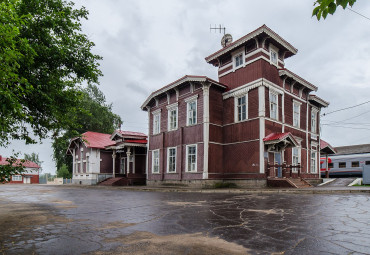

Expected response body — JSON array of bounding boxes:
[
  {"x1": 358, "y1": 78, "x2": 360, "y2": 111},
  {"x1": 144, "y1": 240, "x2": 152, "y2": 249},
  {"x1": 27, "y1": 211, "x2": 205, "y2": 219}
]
[
  {"x1": 142, "y1": 25, "x2": 329, "y2": 187},
  {"x1": 0, "y1": 156, "x2": 40, "y2": 184},
  {"x1": 67, "y1": 130, "x2": 147, "y2": 185}
]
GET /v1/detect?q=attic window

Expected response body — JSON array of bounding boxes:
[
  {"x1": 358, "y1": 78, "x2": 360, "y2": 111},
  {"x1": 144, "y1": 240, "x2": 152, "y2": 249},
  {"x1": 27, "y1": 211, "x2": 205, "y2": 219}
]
[
  {"x1": 270, "y1": 50, "x2": 278, "y2": 65},
  {"x1": 234, "y1": 53, "x2": 243, "y2": 68}
]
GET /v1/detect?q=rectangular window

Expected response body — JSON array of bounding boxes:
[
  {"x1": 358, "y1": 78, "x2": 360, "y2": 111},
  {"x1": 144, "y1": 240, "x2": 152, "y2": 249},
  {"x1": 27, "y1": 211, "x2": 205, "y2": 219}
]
[
  {"x1": 152, "y1": 150, "x2": 159, "y2": 173},
  {"x1": 366, "y1": 161, "x2": 370, "y2": 165},
  {"x1": 352, "y1": 161, "x2": 359, "y2": 167},
  {"x1": 12, "y1": 175, "x2": 22, "y2": 181},
  {"x1": 311, "y1": 110, "x2": 317, "y2": 133},
  {"x1": 328, "y1": 163, "x2": 334, "y2": 168},
  {"x1": 168, "y1": 107, "x2": 178, "y2": 131},
  {"x1": 167, "y1": 147, "x2": 176, "y2": 173},
  {"x1": 293, "y1": 102, "x2": 300, "y2": 128},
  {"x1": 311, "y1": 152, "x2": 317, "y2": 173},
  {"x1": 270, "y1": 50, "x2": 278, "y2": 65},
  {"x1": 187, "y1": 100, "x2": 197, "y2": 126},
  {"x1": 234, "y1": 53, "x2": 243, "y2": 68},
  {"x1": 86, "y1": 155, "x2": 89, "y2": 172},
  {"x1": 186, "y1": 145, "x2": 197, "y2": 172},
  {"x1": 269, "y1": 92, "x2": 278, "y2": 120},
  {"x1": 338, "y1": 162, "x2": 346, "y2": 168},
  {"x1": 236, "y1": 95, "x2": 247, "y2": 121},
  {"x1": 292, "y1": 147, "x2": 300, "y2": 171},
  {"x1": 153, "y1": 112, "x2": 161, "y2": 135}
]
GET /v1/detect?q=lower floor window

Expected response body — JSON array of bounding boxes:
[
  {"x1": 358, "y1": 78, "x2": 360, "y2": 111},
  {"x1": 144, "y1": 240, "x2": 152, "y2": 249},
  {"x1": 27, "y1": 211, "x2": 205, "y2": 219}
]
[
  {"x1": 12, "y1": 175, "x2": 22, "y2": 181},
  {"x1": 292, "y1": 147, "x2": 300, "y2": 172},
  {"x1": 186, "y1": 145, "x2": 197, "y2": 172},
  {"x1": 311, "y1": 152, "x2": 317, "y2": 173},
  {"x1": 152, "y1": 150, "x2": 159, "y2": 173},
  {"x1": 167, "y1": 147, "x2": 176, "y2": 173}
]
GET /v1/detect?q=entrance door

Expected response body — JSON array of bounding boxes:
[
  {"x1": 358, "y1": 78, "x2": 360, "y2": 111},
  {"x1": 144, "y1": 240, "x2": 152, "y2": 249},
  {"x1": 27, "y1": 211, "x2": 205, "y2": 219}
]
[
  {"x1": 23, "y1": 176, "x2": 31, "y2": 184},
  {"x1": 120, "y1": 157, "x2": 126, "y2": 174},
  {"x1": 274, "y1": 153, "x2": 282, "y2": 178}
]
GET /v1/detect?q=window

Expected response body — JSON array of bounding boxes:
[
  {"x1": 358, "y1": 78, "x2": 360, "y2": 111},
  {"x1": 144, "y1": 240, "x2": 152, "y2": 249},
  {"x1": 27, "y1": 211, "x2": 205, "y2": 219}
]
[
  {"x1": 186, "y1": 145, "x2": 197, "y2": 172},
  {"x1": 311, "y1": 109, "x2": 317, "y2": 133},
  {"x1": 234, "y1": 53, "x2": 243, "y2": 68},
  {"x1": 366, "y1": 161, "x2": 370, "y2": 165},
  {"x1": 236, "y1": 95, "x2": 247, "y2": 122},
  {"x1": 86, "y1": 155, "x2": 89, "y2": 172},
  {"x1": 293, "y1": 101, "x2": 301, "y2": 128},
  {"x1": 167, "y1": 147, "x2": 176, "y2": 173},
  {"x1": 12, "y1": 175, "x2": 22, "y2": 181},
  {"x1": 269, "y1": 92, "x2": 278, "y2": 120},
  {"x1": 187, "y1": 100, "x2": 197, "y2": 126},
  {"x1": 292, "y1": 147, "x2": 300, "y2": 172},
  {"x1": 328, "y1": 163, "x2": 334, "y2": 168},
  {"x1": 338, "y1": 162, "x2": 346, "y2": 168},
  {"x1": 168, "y1": 107, "x2": 178, "y2": 131},
  {"x1": 352, "y1": 161, "x2": 359, "y2": 167},
  {"x1": 311, "y1": 152, "x2": 317, "y2": 173},
  {"x1": 270, "y1": 50, "x2": 278, "y2": 65},
  {"x1": 153, "y1": 112, "x2": 161, "y2": 135},
  {"x1": 152, "y1": 150, "x2": 159, "y2": 173}
]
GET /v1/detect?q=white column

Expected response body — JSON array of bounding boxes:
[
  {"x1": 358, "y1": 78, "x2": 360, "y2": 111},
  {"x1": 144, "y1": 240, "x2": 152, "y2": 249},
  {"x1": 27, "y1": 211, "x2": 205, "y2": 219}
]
[
  {"x1": 112, "y1": 149, "x2": 116, "y2": 178},
  {"x1": 258, "y1": 85, "x2": 266, "y2": 174},
  {"x1": 146, "y1": 106, "x2": 151, "y2": 177},
  {"x1": 126, "y1": 147, "x2": 131, "y2": 174},
  {"x1": 202, "y1": 83, "x2": 210, "y2": 179}
]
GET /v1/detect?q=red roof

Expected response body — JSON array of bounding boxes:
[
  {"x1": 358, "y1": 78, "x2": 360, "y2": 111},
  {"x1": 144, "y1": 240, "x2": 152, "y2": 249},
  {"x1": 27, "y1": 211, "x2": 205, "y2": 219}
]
[
  {"x1": 117, "y1": 130, "x2": 147, "y2": 138},
  {"x1": 81, "y1": 131, "x2": 116, "y2": 149},
  {"x1": 320, "y1": 139, "x2": 336, "y2": 154},
  {"x1": 263, "y1": 132, "x2": 291, "y2": 142},
  {"x1": 0, "y1": 157, "x2": 40, "y2": 168}
]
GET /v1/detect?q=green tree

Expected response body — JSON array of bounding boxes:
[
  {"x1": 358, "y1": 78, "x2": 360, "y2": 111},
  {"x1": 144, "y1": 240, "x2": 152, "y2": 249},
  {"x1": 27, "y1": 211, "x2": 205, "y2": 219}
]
[
  {"x1": 56, "y1": 164, "x2": 71, "y2": 179},
  {"x1": 52, "y1": 84, "x2": 121, "y2": 172},
  {"x1": 313, "y1": 0, "x2": 357, "y2": 20},
  {"x1": 0, "y1": 0, "x2": 102, "y2": 146},
  {"x1": 24, "y1": 152, "x2": 43, "y2": 171},
  {"x1": 0, "y1": 153, "x2": 25, "y2": 183}
]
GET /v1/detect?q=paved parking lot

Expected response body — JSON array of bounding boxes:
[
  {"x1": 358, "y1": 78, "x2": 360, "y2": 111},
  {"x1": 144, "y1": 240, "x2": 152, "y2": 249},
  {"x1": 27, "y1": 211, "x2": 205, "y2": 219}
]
[{"x1": 1, "y1": 185, "x2": 370, "y2": 255}]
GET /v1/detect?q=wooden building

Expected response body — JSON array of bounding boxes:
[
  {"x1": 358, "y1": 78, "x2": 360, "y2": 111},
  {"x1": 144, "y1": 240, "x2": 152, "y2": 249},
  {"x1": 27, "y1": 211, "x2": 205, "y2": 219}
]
[
  {"x1": 141, "y1": 25, "x2": 329, "y2": 187},
  {"x1": 0, "y1": 155, "x2": 40, "y2": 184},
  {"x1": 67, "y1": 130, "x2": 147, "y2": 185}
]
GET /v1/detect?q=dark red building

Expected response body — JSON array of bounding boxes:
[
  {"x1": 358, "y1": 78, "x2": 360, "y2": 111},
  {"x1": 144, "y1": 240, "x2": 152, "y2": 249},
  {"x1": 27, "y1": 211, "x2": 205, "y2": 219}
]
[
  {"x1": 141, "y1": 25, "x2": 329, "y2": 187},
  {"x1": 1, "y1": 156, "x2": 40, "y2": 184},
  {"x1": 67, "y1": 130, "x2": 147, "y2": 185}
]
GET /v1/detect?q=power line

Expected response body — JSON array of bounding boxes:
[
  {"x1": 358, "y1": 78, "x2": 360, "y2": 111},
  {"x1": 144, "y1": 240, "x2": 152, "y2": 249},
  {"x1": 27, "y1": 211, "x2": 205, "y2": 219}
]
[
  {"x1": 348, "y1": 8, "x2": 370, "y2": 21},
  {"x1": 323, "y1": 109, "x2": 370, "y2": 125},
  {"x1": 321, "y1": 100, "x2": 370, "y2": 117},
  {"x1": 323, "y1": 124, "x2": 370, "y2": 131}
]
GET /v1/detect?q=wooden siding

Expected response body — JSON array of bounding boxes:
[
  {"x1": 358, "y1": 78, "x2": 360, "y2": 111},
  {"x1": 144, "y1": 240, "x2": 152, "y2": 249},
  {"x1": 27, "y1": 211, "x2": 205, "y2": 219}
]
[
  {"x1": 223, "y1": 119, "x2": 260, "y2": 144},
  {"x1": 222, "y1": 141, "x2": 260, "y2": 173},
  {"x1": 208, "y1": 143, "x2": 223, "y2": 173},
  {"x1": 209, "y1": 86, "x2": 223, "y2": 125}
]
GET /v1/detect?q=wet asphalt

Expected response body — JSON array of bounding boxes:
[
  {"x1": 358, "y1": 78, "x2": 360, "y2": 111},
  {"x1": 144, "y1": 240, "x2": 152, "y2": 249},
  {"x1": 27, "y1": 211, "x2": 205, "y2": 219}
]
[{"x1": 1, "y1": 184, "x2": 370, "y2": 255}]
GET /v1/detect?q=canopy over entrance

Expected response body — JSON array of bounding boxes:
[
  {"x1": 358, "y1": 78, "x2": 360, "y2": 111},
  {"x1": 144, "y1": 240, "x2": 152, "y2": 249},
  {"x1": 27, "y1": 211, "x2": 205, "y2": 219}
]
[{"x1": 263, "y1": 132, "x2": 299, "y2": 152}]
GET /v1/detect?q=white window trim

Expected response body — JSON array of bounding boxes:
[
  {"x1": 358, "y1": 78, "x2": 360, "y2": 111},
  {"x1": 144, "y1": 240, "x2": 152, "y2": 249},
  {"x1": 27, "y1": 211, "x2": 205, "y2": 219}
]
[
  {"x1": 167, "y1": 147, "x2": 177, "y2": 173},
  {"x1": 12, "y1": 175, "x2": 22, "y2": 181},
  {"x1": 311, "y1": 151, "x2": 317, "y2": 173},
  {"x1": 269, "y1": 44, "x2": 279, "y2": 66},
  {"x1": 185, "y1": 144, "x2": 197, "y2": 172},
  {"x1": 234, "y1": 94, "x2": 248, "y2": 122},
  {"x1": 152, "y1": 150, "x2": 160, "y2": 174},
  {"x1": 269, "y1": 91, "x2": 279, "y2": 121},
  {"x1": 293, "y1": 100, "x2": 301, "y2": 128},
  {"x1": 232, "y1": 49, "x2": 245, "y2": 71},
  {"x1": 292, "y1": 147, "x2": 301, "y2": 173},
  {"x1": 152, "y1": 109, "x2": 161, "y2": 135},
  {"x1": 166, "y1": 103, "x2": 178, "y2": 131},
  {"x1": 311, "y1": 107, "x2": 318, "y2": 133},
  {"x1": 186, "y1": 96, "x2": 198, "y2": 126}
]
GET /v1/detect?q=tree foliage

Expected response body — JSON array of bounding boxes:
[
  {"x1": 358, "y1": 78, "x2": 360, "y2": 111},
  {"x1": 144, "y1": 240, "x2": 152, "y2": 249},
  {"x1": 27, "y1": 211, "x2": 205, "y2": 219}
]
[
  {"x1": 313, "y1": 0, "x2": 357, "y2": 20},
  {"x1": 24, "y1": 152, "x2": 43, "y2": 171},
  {"x1": 0, "y1": 153, "x2": 25, "y2": 183},
  {"x1": 0, "y1": 0, "x2": 102, "y2": 146},
  {"x1": 52, "y1": 84, "x2": 121, "y2": 172},
  {"x1": 56, "y1": 164, "x2": 71, "y2": 179}
]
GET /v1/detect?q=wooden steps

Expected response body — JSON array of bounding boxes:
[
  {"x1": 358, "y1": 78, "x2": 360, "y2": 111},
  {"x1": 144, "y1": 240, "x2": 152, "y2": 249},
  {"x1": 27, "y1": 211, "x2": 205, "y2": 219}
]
[
  {"x1": 267, "y1": 178, "x2": 312, "y2": 188},
  {"x1": 99, "y1": 177, "x2": 128, "y2": 186}
]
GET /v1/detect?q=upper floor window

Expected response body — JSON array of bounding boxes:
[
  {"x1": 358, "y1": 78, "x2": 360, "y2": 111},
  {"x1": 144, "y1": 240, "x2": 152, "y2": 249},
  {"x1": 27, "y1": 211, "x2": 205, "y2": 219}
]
[
  {"x1": 311, "y1": 108, "x2": 318, "y2": 133},
  {"x1": 269, "y1": 91, "x2": 278, "y2": 120},
  {"x1": 236, "y1": 95, "x2": 247, "y2": 122},
  {"x1": 153, "y1": 111, "x2": 161, "y2": 135},
  {"x1": 167, "y1": 147, "x2": 176, "y2": 173},
  {"x1": 186, "y1": 144, "x2": 197, "y2": 172},
  {"x1": 234, "y1": 53, "x2": 243, "y2": 68},
  {"x1": 152, "y1": 150, "x2": 159, "y2": 173},
  {"x1": 293, "y1": 101, "x2": 301, "y2": 128},
  {"x1": 187, "y1": 100, "x2": 197, "y2": 126},
  {"x1": 167, "y1": 104, "x2": 178, "y2": 131},
  {"x1": 270, "y1": 50, "x2": 278, "y2": 65}
]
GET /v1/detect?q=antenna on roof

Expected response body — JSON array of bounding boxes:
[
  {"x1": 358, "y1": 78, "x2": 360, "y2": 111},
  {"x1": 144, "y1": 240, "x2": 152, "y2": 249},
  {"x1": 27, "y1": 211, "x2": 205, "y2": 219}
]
[{"x1": 210, "y1": 24, "x2": 226, "y2": 35}]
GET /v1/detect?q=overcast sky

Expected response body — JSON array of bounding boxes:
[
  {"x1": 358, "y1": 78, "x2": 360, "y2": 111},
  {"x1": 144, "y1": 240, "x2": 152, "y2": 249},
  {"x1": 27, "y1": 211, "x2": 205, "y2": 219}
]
[{"x1": 1, "y1": 0, "x2": 370, "y2": 174}]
